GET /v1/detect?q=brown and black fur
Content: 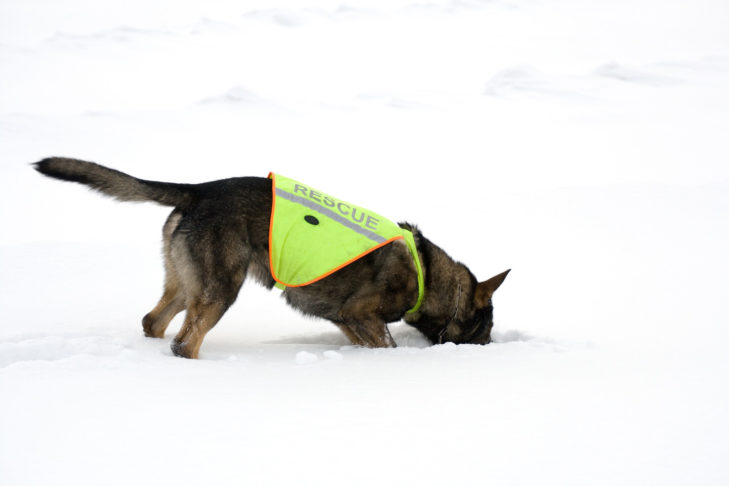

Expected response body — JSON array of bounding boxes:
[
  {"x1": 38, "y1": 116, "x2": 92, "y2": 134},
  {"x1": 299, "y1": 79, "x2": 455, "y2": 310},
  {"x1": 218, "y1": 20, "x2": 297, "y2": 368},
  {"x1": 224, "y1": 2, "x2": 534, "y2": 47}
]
[{"x1": 34, "y1": 157, "x2": 510, "y2": 358}]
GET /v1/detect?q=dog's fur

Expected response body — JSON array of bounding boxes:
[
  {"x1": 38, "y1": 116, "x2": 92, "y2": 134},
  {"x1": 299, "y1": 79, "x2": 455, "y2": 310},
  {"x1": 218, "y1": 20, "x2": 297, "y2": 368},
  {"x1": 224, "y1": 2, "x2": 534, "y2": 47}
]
[{"x1": 34, "y1": 157, "x2": 510, "y2": 358}]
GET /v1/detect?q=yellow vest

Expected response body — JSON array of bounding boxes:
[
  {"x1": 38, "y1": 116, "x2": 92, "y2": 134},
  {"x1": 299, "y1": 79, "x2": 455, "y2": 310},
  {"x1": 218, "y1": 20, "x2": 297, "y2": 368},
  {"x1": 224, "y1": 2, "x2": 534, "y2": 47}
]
[{"x1": 268, "y1": 173, "x2": 424, "y2": 313}]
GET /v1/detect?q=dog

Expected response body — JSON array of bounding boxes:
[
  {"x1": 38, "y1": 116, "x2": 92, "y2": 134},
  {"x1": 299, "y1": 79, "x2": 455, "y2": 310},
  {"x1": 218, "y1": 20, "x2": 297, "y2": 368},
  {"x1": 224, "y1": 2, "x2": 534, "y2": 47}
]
[{"x1": 34, "y1": 157, "x2": 510, "y2": 358}]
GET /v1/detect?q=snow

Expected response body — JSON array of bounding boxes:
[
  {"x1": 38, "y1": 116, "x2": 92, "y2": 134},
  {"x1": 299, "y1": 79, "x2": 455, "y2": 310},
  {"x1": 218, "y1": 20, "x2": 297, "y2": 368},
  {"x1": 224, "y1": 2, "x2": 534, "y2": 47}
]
[
  {"x1": 1, "y1": 0, "x2": 729, "y2": 484},
  {"x1": 295, "y1": 350, "x2": 319, "y2": 365}
]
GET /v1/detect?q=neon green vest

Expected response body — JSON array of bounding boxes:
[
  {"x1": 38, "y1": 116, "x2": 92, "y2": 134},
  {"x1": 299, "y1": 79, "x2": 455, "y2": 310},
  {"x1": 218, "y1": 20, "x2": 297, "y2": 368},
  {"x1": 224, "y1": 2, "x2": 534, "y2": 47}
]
[{"x1": 268, "y1": 173, "x2": 424, "y2": 313}]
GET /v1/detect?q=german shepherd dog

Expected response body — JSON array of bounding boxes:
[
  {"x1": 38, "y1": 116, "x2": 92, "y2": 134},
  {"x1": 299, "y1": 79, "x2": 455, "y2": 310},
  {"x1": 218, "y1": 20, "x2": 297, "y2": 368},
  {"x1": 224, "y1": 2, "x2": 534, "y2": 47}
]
[{"x1": 34, "y1": 157, "x2": 510, "y2": 359}]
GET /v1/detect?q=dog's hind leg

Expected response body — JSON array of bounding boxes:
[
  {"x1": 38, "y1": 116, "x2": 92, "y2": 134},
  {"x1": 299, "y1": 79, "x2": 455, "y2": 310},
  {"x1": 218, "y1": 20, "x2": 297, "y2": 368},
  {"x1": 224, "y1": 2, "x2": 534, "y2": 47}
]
[
  {"x1": 170, "y1": 300, "x2": 231, "y2": 359},
  {"x1": 142, "y1": 284, "x2": 185, "y2": 338},
  {"x1": 142, "y1": 210, "x2": 186, "y2": 338},
  {"x1": 168, "y1": 226, "x2": 248, "y2": 359}
]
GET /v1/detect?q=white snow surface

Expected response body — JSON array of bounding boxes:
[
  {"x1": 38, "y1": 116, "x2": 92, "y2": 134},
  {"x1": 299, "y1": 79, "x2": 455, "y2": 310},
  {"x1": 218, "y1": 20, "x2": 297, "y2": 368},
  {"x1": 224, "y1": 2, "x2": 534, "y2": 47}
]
[{"x1": 2, "y1": 0, "x2": 729, "y2": 484}]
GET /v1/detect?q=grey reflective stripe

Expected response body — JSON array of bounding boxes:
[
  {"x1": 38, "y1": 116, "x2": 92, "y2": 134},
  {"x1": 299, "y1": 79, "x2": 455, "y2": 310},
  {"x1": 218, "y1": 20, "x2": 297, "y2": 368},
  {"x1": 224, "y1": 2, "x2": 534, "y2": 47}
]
[{"x1": 275, "y1": 188, "x2": 387, "y2": 244}]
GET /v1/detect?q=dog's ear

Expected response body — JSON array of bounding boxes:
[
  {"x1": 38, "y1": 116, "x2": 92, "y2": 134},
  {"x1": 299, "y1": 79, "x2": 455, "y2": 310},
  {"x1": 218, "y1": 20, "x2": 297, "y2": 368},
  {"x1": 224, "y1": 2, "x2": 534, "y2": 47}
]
[{"x1": 474, "y1": 269, "x2": 510, "y2": 308}]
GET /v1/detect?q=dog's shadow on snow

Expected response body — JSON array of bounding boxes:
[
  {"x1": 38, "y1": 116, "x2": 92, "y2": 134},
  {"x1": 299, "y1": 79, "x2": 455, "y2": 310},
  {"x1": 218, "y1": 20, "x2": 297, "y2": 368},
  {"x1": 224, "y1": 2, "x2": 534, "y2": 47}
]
[
  {"x1": 264, "y1": 324, "x2": 537, "y2": 348},
  {"x1": 263, "y1": 323, "x2": 431, "y2": 348}
]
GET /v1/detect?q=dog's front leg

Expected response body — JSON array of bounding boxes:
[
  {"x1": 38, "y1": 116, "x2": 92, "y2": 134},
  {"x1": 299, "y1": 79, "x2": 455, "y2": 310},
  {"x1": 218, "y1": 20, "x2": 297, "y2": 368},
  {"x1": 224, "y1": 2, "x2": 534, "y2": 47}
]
[
  {"x1": 333, "y1": 323, "x2": 367, "y2": 347},
  {"x1": 341, "y1": 318, "x2": 396, "y2": 348},
  {"x1": 338, "y1": 293, "x2": 396, "y2": 348}
]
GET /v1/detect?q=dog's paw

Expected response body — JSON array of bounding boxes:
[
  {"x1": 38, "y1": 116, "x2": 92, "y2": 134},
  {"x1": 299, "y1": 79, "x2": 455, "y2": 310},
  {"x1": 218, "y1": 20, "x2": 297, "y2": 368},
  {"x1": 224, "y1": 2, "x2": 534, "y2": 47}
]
[{"x1": 170, "y1": 340, "x2": 195, "y2": 359}]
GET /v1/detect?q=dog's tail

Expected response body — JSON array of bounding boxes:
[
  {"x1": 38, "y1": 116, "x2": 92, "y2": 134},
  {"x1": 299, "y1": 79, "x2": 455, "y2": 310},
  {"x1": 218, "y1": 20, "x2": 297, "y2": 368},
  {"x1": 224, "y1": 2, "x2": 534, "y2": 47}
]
[{"x1": 34, "y1": 157, "x2": 195, "y2": 207}]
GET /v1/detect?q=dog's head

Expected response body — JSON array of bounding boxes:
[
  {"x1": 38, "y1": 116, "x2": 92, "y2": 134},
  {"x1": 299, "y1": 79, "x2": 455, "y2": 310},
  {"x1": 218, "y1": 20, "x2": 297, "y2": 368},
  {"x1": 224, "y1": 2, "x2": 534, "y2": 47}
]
[{"x1": 412, "y1": 269, "x2": 510, "y2": 345}]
